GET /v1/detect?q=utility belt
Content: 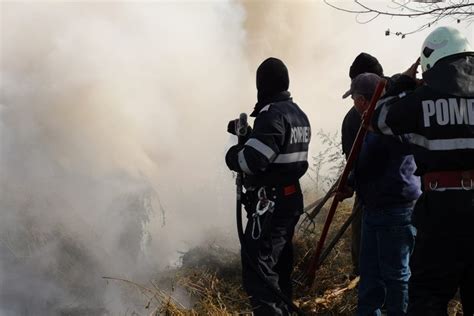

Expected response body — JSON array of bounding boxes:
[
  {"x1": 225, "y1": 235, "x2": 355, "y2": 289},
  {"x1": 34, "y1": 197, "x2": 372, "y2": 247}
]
[
  {"x1": 244, "y1": 183, "x2": 300, "y2": 240},
  {"x1": 423, "y1": 170, "x2": 474, "y2": 191},
  {"x1": 245, "y1": 183, "x2": 301, "y2": 201}
]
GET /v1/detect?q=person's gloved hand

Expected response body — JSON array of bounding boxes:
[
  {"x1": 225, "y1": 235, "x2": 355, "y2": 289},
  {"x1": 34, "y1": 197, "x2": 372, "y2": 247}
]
[
  {"x1": 227, "y1": 119, "x2": 252, "y2": 137},
  {"x1": 401, "y1": 58, "x2": 424, "y2": 87},
  {"x1": 334, "y1": 185, "x2": 354, "y2": 202}
]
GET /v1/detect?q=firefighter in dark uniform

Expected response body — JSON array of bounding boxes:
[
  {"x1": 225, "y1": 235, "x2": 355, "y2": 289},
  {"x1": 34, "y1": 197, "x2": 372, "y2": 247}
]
[
  {"x1": 225, "y1": 57, "x2": 311, "y2": 315},
  {"x1": 370, "y1": 26, "x2": 474, "y2": 315}
]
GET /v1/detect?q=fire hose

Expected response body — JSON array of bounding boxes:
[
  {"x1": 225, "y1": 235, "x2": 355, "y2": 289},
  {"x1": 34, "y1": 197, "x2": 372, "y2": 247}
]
[{"x1": 234, "y1": 113, "x2": 305, "y2": 315}]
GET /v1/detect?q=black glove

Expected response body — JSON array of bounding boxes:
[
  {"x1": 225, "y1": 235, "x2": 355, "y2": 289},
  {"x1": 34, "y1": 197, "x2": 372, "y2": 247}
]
[
  {"x1": 225, "y1": 144, "x2": 242, "y2": 172},
  {"x1": 227, "y1": 119, "x2": 252, "y2": 137}
]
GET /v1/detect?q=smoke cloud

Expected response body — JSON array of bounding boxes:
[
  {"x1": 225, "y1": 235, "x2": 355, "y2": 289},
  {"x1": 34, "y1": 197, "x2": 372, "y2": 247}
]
[
  {"x1": 1, "y1": 1, "x2": 470, "y2": 315},
  {"x1": 1, "y1": 2, "x2": 251, "y2": 314}
]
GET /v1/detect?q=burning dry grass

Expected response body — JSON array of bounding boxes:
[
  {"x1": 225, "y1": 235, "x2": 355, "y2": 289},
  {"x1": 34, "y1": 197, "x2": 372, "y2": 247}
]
[
  {"x1": 107, "y1": 201, "x2": 360, "y2": 315},
  {"x1": 109, "y1": 200, "x2": 464, "y2": 315}
]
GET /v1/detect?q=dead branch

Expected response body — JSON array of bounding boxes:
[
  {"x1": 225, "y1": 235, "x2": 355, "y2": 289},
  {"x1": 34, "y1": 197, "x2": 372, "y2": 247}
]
[{"x1": 324, "y1": 0, "x2": 474, "y2": 37}]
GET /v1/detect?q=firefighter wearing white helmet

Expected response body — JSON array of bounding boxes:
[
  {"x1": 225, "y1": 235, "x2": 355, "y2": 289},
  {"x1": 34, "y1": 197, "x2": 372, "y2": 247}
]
[
  {"x1": 420, "y1": 26, "x2": 473, "y2": 72},
  {"x1": 370, "y1": 26, "x2": 474, "y2": 315}
]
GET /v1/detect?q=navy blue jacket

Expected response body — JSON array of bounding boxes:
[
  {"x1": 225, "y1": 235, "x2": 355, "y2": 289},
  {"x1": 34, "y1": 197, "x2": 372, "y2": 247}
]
[
  {"x1": 225, "y1": 91, "x2": 311, "y2": 187},
  {"x1": 352, "y1": 132, "x2": 421, "y2": 209},
  {"x1": 372, "y1": 55, "x2": 474, "y2": 175}
]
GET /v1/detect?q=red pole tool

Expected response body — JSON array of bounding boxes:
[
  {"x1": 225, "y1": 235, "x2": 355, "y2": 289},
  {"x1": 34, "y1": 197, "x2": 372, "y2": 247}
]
[{"x1": 305, "y1": 79, "x2": 387, "y2": 285}]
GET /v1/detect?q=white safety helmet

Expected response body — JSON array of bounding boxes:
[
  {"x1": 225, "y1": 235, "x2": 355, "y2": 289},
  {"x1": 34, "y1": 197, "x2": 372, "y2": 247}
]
[{"x1": 420, "y1": 26, "x2": 473, "y2": 72}]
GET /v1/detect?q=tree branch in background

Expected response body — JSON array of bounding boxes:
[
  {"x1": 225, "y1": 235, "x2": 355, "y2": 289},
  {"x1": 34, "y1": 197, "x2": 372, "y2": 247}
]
[{"x1": 324, "y1": 0, "x2": 474, "y2": 38}]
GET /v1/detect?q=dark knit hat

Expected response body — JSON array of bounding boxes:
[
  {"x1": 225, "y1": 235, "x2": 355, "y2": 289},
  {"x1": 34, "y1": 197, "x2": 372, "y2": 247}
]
[
  {"x1": 349, "y1": 53, "x2": 384, "y2": 79},
  {"x1": 256, "y1": 57, "x2": 289, "y2": 102}
]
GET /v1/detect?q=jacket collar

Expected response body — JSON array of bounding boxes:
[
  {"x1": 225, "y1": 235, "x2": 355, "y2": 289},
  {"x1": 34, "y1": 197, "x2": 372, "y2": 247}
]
[
  {"x1": 422, "y1": 53, "x2": 474, "y2": 97},
  {"x1": 250, "y1": 91, "x2": 292, "y2": 117}
]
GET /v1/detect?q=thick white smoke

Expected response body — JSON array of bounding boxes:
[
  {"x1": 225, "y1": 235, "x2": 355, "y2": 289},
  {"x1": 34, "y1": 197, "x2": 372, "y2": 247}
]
[
  {"x1": 0, "y1": 2, "x2": 251, "y2": 314},
  {"x1": 1, "y1": 1, "x2": 471, "y2": 315}
]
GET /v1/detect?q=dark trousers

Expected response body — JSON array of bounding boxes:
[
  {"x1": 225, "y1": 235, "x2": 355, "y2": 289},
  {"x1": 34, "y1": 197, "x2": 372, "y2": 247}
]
[
  {"x1": 351, "y1": 195, "x2": 363, "y2": 276},
  {"x1": 241, "y1": 187, "x2": 302, "y2": 316},
  {"x1": 408, "y1": 190, "x2": 474, "y2": 316}
]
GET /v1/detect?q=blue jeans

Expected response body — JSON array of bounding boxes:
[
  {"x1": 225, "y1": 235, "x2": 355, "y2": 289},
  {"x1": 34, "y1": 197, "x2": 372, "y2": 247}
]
[{"x1": 357, "y1": 206, "x2": 416, "y2": 316}]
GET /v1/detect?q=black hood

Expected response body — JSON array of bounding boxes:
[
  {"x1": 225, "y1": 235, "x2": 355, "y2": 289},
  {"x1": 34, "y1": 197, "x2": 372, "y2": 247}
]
[
  {"x1": 422, "y1": 53, "x2": 474, "y2": 97},
  {"x1": 256, "y1": 57, "x2": 289, "y2": 103}
]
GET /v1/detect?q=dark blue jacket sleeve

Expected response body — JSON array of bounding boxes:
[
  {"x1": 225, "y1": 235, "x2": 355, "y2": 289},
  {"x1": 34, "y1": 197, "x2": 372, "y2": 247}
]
[
  {"x1": 372, "y1": 75, "x2": 422, "y2": 136},
  {"x1": 225, "y1": 110, "x2": 285, "y2": 175}
]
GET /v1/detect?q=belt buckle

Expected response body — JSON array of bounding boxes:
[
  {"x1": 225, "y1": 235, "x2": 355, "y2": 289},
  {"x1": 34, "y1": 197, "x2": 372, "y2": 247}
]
[
  {"x1": 461, "y1": 171, "x2": 473, "y2": 190},
  {"x1": 428, "y1": 180, "x2": 438, "y2": 190},
  {"x1": 461, "y1": 178, "x2": 473, "y2": 190}
]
